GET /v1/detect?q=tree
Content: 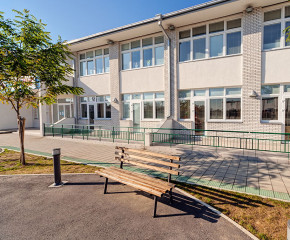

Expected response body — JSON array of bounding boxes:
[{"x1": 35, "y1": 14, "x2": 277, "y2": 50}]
[{"x1": 0, "y1": 9, "x2": 83, "y2": 165}]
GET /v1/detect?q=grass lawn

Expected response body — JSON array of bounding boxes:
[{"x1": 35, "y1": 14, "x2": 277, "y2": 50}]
[
  {"x1": 176, "y1": 182, "x2": 290, "y2": 240},
  {"x1": 1, "y1": 149, "x2": 289, "y2": 240},
  {"x1": 0, "y1": 149, "x2": 98, "y2": 174}
]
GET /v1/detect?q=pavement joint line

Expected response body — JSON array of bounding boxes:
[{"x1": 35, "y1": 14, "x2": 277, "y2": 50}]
[
  {"x1": 175, "y1": 188, "x2": 259, "y2": 240},
  {"x1": 1, "y1": 145, "x2": 290, "y2": 202}
]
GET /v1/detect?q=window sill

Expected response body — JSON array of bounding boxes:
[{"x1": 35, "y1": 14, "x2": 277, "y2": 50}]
[
  {"x1": 141, "y1": 119, "x2": 164, "y2": 122},
  {"x1": 207, "y1": 120, "x2": 243, "y2": 123},
  {"x1": 121, "y1": 64, "x2": 164, "y2": 73},
  {"x1": 262, "y1": 46, "x2": 290, "y2": 53},
  {"x1": 179, "y1": 53, "x2": 242, "y2": 65},
  {"x1": 260, "y1": 120, "x2": 282, "y2": 124},
  {"x1": 80, "y1": 72, "x2": 109, "y2": 78}
]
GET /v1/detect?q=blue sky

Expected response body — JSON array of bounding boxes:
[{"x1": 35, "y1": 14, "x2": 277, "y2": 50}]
[{"x1": 2, "y1": 0, "x2": 208, "y2": 42}]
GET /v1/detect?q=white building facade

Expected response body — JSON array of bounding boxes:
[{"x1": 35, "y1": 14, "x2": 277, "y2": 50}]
[{"x1": 2, "y1": 0, "x2": 290, "y2": 135}]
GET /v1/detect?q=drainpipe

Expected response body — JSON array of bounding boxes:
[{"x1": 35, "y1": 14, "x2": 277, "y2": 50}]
[
  {"x1": 73, "y1": 56, "x2": 78, "y2": 124},
  {"x1": 156, "y1": 14, "x2": 171, "y2": 118}
]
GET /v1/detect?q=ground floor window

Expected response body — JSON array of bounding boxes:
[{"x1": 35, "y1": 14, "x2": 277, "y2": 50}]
[
  {"x1": 121, "y1": 92, "x2": 165, "y2": 120},
  {"x1": 178, "y1": 87, "x2": 241, "y2": 122},
  {"x1": 52, "y1": 98, "x2": 74, "y2": 123},
  {"x1": 262, "y1": 97, "x2": 278, "y2": 120},
  {"x1": 80, "y1": 96, "x2": 111, "y2": 119}
]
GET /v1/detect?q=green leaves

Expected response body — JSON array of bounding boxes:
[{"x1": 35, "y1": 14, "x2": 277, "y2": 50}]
[{"x1": 0, "y1": 9, "x2": 83, "y2": 115}]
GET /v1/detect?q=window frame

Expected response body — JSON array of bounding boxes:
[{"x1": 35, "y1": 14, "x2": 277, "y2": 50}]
[
  {"x1": 79, "y1": 48, "x2": 110, "y2": 77},
  {"x1": 79, "y1": 95, "x2": 111, "y2": 120},
  {"x1": 178, "y1": 16, "x2": 243, "y2": 63},
  {"x1": 121, "y1": 35, "x2": 165, "y2": 71},
  {"x1": 263, "y1": 5, "x2": 290, "y2": 51},
  {"x1": 261, "y1": 84, "x2": 281, "y2": 122},
  {"x1": 121, "y1": 92, "x2": 165, "y2": 121}
]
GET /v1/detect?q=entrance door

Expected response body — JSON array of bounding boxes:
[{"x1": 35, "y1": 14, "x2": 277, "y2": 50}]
[
  {"x1": 194, "y1": 101, "x2": 205, "y2": 135},
  {"x1": 89, "y1": 105, "x2": 95, "y2": 126},
  {"x1": 285, "y1": 99, "x2": 290, "y2": 140},
  {"x1": 133, "y1": 103, "x2": 141, "y2": 130},
  {"x1": 58, "y1": 105, "x2": 65, "y2": 120}
]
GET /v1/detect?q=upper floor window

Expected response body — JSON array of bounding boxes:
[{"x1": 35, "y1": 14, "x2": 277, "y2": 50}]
[
  {"x1": 263, "y1": 6, "x2": 290, "y2": 50},
  {"x1": 121, "y1": 36, "x2": 164, "y2": 70},
  {"x1": 79, "y1": 48, "x2": 109, "y2": 76},
  {"x1": 179, "y1": 18, "x2": 242, "y2": 62}
]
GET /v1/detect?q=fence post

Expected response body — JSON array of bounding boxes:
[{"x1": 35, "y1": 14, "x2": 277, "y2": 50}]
[
  {"x1": 43, "y1": 123, "x2": 46, "y2": 136},
  {"x1": 127, "y1": 127, "x2": 130, "y2": 144},
  {"x1": 113, "y1": 127, "x2": 115, "y2": 143},
  {"x1": 72, "y1": 125, "x2": 74, "y2": 139},
  {"x1": 61, "y1": 125, "x2": 63, "y2": 138},
  {"x1": 52, "y1": 125, "x2": 54, "y2": 137},
  {"x1": 87, "y1": 126, "x2": 89, "y2": 140}
]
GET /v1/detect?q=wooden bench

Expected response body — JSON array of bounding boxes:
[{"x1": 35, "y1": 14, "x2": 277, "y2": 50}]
[{"x1": 95, "y1": 146, "x2": 180, "y2": 218}]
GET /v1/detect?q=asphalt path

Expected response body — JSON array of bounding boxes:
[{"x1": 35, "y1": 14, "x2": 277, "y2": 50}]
[{"x1": 0, "y1": 174, "x2": 252, "y2": 240}]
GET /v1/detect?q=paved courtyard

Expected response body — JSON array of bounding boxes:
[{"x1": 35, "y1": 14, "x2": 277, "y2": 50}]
[
  {"x1": 0, "y1": 174, "x2": 252, "y2": 240},
  {"x1": 0, "y1": 131, "x2": 290, "y2": 201}
]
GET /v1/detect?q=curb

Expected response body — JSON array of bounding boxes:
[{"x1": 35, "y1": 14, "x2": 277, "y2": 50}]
[{"x1": 176, "y1": 187, "x2": 259, "y2": 240}]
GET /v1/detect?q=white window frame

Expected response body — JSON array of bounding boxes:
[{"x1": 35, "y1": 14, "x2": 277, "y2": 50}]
[
  {"x1": 79, "y1": 96, "x2": 111, "y2": 120},
  {"x1": 121, "y1": 92, "x2": 165, "y2": 121},
  {"x1": 79, "y1": 48, "x2": 110, "y2": 77},
  {"x1": 178, "y1": 16, "x2": 243, "y2": 63},
  {"x1": 262, "y1": 5, "x2": 290, "y2": 51},
  {"x1": 261, "y1": 84, "x2": 281, "y2": 123},
  {"x1": 121, "y1": 35, "x2": 165, "y2": 71}
]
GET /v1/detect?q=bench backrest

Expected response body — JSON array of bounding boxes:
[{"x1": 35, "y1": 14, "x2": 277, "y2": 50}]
[{"x1": 115, "y1": 146, "x2": 180, "y2": 182}]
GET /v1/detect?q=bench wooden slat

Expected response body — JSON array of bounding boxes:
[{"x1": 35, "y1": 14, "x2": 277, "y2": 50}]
[
  {"x1": 111, "y1": 167, "x2": 175, "y2": 188},
  {"x1": 95, "y1": 169, "x2": 164, "y2": 197},
  {"x1": 116, "y1": 157, "x2": 179, "y2": 175},
  {"x1": 107, "y1": 167, "x2": 173, "y2": 191},
  {"x1": 116, "y1": 147, "x2": 180, "y2": 161},
  {"x1": 99, "y1": 168, "x2": 169, "y2": 193},
  {"x1": 116, "y1": 152, "x2": 180, "y2": 168}
]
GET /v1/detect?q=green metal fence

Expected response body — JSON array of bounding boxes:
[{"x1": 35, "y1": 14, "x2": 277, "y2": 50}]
[
  {"x1": 44, "y1": 124, "x2": 145, "y2": 144},
  {"x1": 44, "y1": 123, "x2": 290, "y2": 154},
  {"x1": 151, "y1": 129, "x2": 290, "y2": 154}
]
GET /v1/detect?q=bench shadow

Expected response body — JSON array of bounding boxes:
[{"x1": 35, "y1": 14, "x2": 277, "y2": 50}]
[{"x1": 106, "y1": 187, "x2": 220, "y2": 223}]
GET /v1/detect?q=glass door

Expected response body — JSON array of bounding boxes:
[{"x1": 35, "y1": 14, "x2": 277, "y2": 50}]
[
  {"x1": 58, "y1": 105, "x2": 65, "y2": 120},
  {"x1": 133, "y1": 103, "x2": 141, "y2": 130},
  {"x1": 194, "y1": 101, "x2": 205, "y2": 136},
  {"x1": 285, "y1": 99, "x2": 290, "y2": 140}
]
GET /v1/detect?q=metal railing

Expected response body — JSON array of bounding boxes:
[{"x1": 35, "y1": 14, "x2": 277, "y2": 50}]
[
  {"x1": 152, "y1": 128, "x2": 290, "y2": 154},
  {"x1": 44, "y1": 124, "x2": 290, "y2": 154},
  {"x1": 43, "y1": 124, "x2": 145, "y2": 144}
]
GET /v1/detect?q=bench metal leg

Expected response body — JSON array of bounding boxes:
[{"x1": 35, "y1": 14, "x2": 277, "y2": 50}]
[
  {"x1": 153, "y1": 196, "x2": 158, "y2": 218},
  {"x1": 169, "y1": 189, "x2": 173, "y2": 204},
  {"x1": 104, "y1": 177, "x2": 108, "y2": 194}
]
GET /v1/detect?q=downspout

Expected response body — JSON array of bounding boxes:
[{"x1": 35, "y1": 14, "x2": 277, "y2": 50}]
[
  {"x1": 73, "y1": 56, "x2": 78, "y2": 124},
  {"x1": 157, "y1": 14, "x2": 171, "y2": 118}
]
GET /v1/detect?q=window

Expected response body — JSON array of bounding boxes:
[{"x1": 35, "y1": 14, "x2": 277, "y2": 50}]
[
  {"x1": 226, "y1": 98, "x2": 241, "y2": 119},
  {"x1": 261, "y1": 85, "x2": 280, "y2": 121},
  {"x1": 33, "y1": 107, "x2": 39, "y2": 119},
  {"x1": 53, "y1": 98, "x2": 74, "y2": 122},
  {"x1": 121, "y1": 36, "x2": 164, "y2": 70},
  {"x1": 180, "y1": 100, "x2": 190, "y2": 119},
  {"x1": 262, "y1": 97, "x2": 278, "y2": 120},
  {"x1": 210, "y1": 35, "x2": 223, "y2": 57},
  {"x1": 79, "y1": 48, "x2": 109, "y2": 76},
  {"x1": 179, "y1": 41, "x2": 191, "y2": 62},
  {"x1": 209, "y1": 87, "x2": 241, "y2": 120},
  {"x1": 179, "y1": 18, "x2": 242, "y2": 62},
  {"x1": 80, "y1": 95, "x2": 111, "y2": 119},
  {"x1": 121, "y1": 92, "x2": 165, "y2": 120},
  {"x1": 263, "y1": 6, "x2": 290, "y2": 50},
  {"x1": 210, "y1": 99, "x2": 223, "y2": 119},
  {"x1": 178, "y1": 90, "x2": 191, "y2": 119},
  {"x1": 227, "y1": 32, "x2": 241, "y2": 55},
  {"x1": 264, "y1": 23, "x2": 281, "y2": 50}
]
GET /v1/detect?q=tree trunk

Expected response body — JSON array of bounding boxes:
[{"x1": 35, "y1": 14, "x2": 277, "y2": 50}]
[{"x1": 18, "y1": 116, "x2": 26, "y2": 165}]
